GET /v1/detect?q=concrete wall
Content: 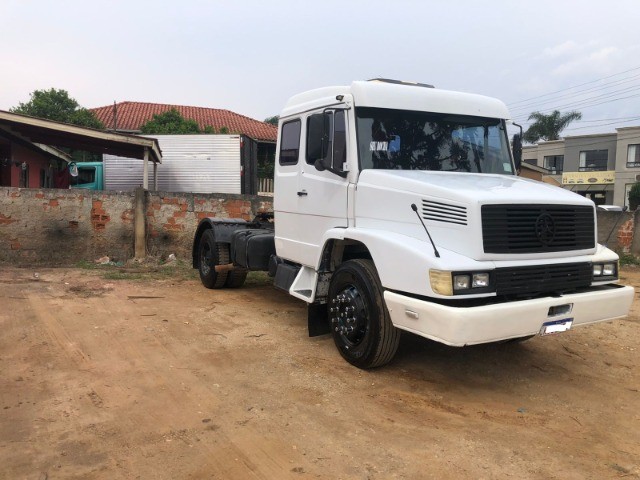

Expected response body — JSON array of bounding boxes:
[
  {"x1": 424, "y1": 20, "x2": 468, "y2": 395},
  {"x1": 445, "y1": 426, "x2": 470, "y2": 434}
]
[{"x1": 0, "y1": 187, "x2": 273, "y2": 266}]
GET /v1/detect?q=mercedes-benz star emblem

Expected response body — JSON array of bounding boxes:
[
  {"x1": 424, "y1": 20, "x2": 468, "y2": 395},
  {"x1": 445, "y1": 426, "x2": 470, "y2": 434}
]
[{"x1": 535, "y1": 212, "x2": 556, "y2": 245}]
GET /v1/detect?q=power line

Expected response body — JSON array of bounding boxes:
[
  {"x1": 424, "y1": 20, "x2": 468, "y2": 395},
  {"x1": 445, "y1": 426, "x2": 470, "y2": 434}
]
[
  {"x1": 510, "y1": 83, "x2": 640, "y2": 114},
  {"x1": 563, "y1": 117, "x2": 640, "y2": 131},
  {"x1": 550, "y1": 85, "x2": 640, "y2": 111},
  {"x1": 513, "y1": 92, "x2": 640, "y2": 121},
  {"x1": 572, "y1": 116, "x2": 640, "y2": 123},
  {"x1": 506, "y1": 64, "x2": 640, "y2": 106},
  {"x1": 508, "y1": 73, "x2": 640, "y2": 113}
]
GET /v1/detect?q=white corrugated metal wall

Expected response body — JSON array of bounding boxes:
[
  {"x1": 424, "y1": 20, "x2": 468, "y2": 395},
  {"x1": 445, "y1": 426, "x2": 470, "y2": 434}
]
[{"x1": 104, "y1": 135, "x2": 241, "y2": 194}]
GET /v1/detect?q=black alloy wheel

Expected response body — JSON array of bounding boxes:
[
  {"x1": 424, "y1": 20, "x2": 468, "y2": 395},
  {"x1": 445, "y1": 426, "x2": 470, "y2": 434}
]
[{"x1": 327, "y1": 259, "x2": 400, "y2": 369}]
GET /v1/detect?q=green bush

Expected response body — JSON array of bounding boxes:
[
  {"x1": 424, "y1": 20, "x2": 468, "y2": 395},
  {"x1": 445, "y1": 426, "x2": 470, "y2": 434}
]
[{"x1": 628, "y1": 183, "x2": 640, "y2": 210}]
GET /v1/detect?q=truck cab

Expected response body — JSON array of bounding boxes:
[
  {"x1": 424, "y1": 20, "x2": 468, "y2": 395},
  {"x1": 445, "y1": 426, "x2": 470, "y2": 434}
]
[
  {"x1": 193, "y1": 79, "x2": 634, "y2": 369},
  {"x1": 70, "y1": 161, "x2": 104, "y2": 190}
]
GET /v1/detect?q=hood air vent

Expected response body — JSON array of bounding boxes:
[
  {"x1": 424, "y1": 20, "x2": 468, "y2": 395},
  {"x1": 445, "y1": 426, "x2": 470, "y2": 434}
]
[{"x1": 421, "y1": 200, "x2": 467, "y2": 226}]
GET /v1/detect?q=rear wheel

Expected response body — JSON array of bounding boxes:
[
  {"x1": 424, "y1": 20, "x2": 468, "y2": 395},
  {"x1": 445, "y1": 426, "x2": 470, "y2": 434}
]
[
  {"x1": 198, "y1": 230, "x2": 229, "y2": 289},
  {"x1": 327, "y1": 259, "x2": 400, "y2": 369}
]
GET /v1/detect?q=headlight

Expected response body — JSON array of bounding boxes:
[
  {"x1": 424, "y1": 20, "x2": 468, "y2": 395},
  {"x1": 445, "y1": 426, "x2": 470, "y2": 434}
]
[
  {"x1": 453, "y1": 275, "x2": 470, "y2": 290},
  {"x1": 430, "y1": 270, "x2": 493, "y2": 296},
  {"x1": 472, "y1": 273, "x2": 490, "y2": 288},
  {"x1": 592, "y1": 262, "x2": 618, "y2": 280}
]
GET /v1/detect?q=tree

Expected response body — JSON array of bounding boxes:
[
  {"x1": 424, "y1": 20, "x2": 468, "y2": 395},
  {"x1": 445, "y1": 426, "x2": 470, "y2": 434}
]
[
  {"x1": 11, "y1": 88, "x2": 104, "y2": 129},
  {"x1": 140, "y1": 109, "x2": 201, "y2": 134},
  {"x1": 264, "y1": 115, "x2": 279, "y2": 126},
  {"x1": 140, "y1": 109, "x2": 229, "y2": 135},
  {"x1": 628, "y1": 183, "x2": 640, "y2": 210},
  {"x1": 523, "y1": 110, "x2": 582, "y2": 143}
]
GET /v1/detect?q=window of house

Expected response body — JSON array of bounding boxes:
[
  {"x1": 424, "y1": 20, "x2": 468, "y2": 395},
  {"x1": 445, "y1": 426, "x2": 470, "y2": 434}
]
[
  {"x1": 579, "y1": 150, "x2": 608, "y2": 172},
  {"x1": 543, "y1": 155, "x2": 564, "y2": 173},
  {"x1": 627, "y1": 144, "x2": 640, "y2": 168},
  {"x1": 523, "y1": 159, "x2": 537, "y2": 166},
  {"x1": 279, "y1": 120, "x2": 301, "y2": 166}
]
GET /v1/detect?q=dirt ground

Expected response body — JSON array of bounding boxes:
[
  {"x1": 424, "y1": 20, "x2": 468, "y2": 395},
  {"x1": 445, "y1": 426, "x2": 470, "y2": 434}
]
[{"x1": 0, "y1": 263, "x2": 639, "y2": 480}]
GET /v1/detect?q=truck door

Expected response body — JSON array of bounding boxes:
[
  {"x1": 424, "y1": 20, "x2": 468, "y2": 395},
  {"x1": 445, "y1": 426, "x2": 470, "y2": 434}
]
[{"x1": 275, "y1": 110, "x2": 349, "y2": 268}]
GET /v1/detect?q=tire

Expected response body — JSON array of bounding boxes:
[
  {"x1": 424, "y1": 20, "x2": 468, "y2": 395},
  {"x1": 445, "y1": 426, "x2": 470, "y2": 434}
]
[
  {"x1": 327, "y1": 259, "x2": 401, "y2": 369},
  {"x1": 225, "y1": 268, "x2": 248, "y2": 288},
  {"x1": 198, "y1": 230, "x2": 229, "y2": 289}
]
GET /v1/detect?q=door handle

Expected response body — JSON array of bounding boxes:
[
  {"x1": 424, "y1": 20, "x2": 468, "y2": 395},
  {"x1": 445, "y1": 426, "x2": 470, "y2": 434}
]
[{"x1": 297, "y1": 190, "x2": 308, "y2": 196}]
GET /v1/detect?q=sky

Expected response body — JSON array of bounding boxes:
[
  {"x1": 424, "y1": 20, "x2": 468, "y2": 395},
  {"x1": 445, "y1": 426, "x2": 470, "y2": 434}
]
[{"x1": 1, "y1": 0, "x2": 640, "y2": 138}]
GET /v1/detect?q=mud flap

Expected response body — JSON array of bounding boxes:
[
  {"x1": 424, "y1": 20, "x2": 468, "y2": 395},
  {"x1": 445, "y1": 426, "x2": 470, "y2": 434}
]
[{"x1": 307, "y1": 303, "x2": 329, "y2": 337}]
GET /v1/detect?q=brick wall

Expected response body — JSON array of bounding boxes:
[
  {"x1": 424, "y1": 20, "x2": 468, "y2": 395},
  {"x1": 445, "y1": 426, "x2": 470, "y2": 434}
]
[
  {"x1": 596, "y1": 210, "x2": 635, "y2": 252},
  {"x1": 0, "y1": 187, "x2": 273, "y2": 266},
  {"x1": 145, "y1": 192, "x2": 272, "y2": 259},
  {"x1": 1, "y1": 186, "x2": 638, "y2": 266}
]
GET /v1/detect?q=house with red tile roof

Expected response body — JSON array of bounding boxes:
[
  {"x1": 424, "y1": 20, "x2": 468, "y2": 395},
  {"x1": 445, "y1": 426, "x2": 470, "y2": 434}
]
[{"x1": 91, "y1": 102, "x2": 277, "y2": 143}]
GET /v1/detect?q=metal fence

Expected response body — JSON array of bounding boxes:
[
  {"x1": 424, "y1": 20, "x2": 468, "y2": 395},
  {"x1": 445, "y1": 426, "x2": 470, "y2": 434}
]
[{"x1": 258, "y1": 178, "x2": 274, "y2": 194}]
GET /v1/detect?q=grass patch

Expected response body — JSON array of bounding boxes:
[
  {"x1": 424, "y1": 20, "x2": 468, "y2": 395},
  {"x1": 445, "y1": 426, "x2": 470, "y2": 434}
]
[
  {"x1": 619, "y1": 253, "x2": 640, "y2": 267},
  {"x1": 76, "y1": 257, "x2": 198, "y2": 282},
  {"x1": 245, "y1": 271, "x2": 272, "y2": 287},
  {"x1": 76, "y1": 260, "x2": 98, "y2": 270}
]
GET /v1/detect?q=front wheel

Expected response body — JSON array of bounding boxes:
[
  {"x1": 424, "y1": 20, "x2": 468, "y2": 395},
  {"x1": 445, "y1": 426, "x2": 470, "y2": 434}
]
[{"x1": 327, "y1": 259, "x2": 400, "y2": 369}]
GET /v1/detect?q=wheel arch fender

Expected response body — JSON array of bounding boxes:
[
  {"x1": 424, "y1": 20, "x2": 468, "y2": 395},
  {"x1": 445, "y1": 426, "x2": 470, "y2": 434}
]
[
  {"x1": 318, "y1": 227, "x2": 443, "y2": 294},
  {"x1": 192, "y1": 218, "x2": 249, "y2": 268}
]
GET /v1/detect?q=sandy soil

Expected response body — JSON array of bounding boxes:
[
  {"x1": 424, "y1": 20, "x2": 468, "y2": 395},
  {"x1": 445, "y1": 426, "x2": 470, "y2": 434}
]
[{"x1": 0, "y1": 264, "x2": 639, "y2": 480}]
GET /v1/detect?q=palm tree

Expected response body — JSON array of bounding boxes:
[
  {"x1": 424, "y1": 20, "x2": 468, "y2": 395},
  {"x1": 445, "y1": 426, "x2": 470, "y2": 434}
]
[{"x1": 523, "y1": 110, "x2": 582, "y2": 143}]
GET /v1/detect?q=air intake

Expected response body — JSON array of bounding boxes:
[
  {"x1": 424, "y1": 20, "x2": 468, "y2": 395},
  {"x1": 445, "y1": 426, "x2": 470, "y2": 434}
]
[{"x1": 421, "y1": 200, "x2": 467, "y2": 226}]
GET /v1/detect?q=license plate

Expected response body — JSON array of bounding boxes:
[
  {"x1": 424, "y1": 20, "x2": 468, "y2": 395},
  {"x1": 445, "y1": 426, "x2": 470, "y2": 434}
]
[{"x1": 540, "y1": 318, "x2": 573, "y2": 336}]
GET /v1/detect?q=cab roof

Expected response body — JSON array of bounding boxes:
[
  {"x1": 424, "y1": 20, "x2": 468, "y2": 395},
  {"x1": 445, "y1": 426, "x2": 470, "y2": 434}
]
[{"x1": 280, "y1": 79, "x2": 511, "y2": 120}]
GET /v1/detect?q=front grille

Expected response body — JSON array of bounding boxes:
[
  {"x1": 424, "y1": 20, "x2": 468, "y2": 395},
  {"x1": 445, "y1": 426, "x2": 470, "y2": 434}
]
[
  {"x1": 422, "y1": 200, "x2": 467, "y2": 225},
  {"x1": 482, "y1": 204, "x2": 595, "y2": 254},
  {"x1": 494, "y1": 262, "x2": 592, "y2": 296}
]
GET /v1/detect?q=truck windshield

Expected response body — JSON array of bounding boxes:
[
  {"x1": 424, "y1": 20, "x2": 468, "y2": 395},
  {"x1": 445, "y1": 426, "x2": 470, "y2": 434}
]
[{"x1": 356, "y1": 107, "x2": 514, "y2": 174}]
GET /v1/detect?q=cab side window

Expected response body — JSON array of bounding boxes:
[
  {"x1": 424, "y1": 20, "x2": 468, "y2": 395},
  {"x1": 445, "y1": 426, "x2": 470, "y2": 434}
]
[{"x1": 279, "y1": 120, "x2": 301, "y2": 166}]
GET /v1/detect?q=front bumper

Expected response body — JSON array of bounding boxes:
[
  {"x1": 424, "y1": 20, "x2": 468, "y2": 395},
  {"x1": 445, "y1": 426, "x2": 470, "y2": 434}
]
[{"x1": 384, "y1": 284, "x2": 634, "y2": 346}]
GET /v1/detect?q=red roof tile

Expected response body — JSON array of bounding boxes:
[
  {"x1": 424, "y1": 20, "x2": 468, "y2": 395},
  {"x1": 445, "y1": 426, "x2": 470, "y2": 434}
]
[{"x1": 90, "y1": 101, "x2": 277, "y2": 142}]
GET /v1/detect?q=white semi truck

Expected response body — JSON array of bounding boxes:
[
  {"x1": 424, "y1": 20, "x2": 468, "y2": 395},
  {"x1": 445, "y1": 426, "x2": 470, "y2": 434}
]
[{"x1": 192, "y1": 79, "x2": 634, "y2": 369}]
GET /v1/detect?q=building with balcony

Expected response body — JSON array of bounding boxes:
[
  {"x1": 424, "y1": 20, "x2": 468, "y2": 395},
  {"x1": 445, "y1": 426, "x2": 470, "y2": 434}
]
[{"x1": 522, "y1": 126, "x2": 640, "y2": 208}]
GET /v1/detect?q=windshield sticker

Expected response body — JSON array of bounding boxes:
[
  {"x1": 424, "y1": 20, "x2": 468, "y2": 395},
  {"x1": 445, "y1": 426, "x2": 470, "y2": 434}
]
[
  {"x1": 370, "y1": 136, "x2": 400, "y2": 153},
  {"x1": 370, "y1": 141, "x2": 388, "y2": 152}
]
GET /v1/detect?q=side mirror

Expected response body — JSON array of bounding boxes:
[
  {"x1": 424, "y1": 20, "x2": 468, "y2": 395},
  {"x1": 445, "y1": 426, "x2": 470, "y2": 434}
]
[
  {"x1": 512, "y1": 133, "x2": 522, "y2": 171},
  {"x1": 307, "y1": 113, "x2": 330, "y2": 164},
  {"x1": 307, "y1": 110, "x2": 348, "y2": 178}
]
